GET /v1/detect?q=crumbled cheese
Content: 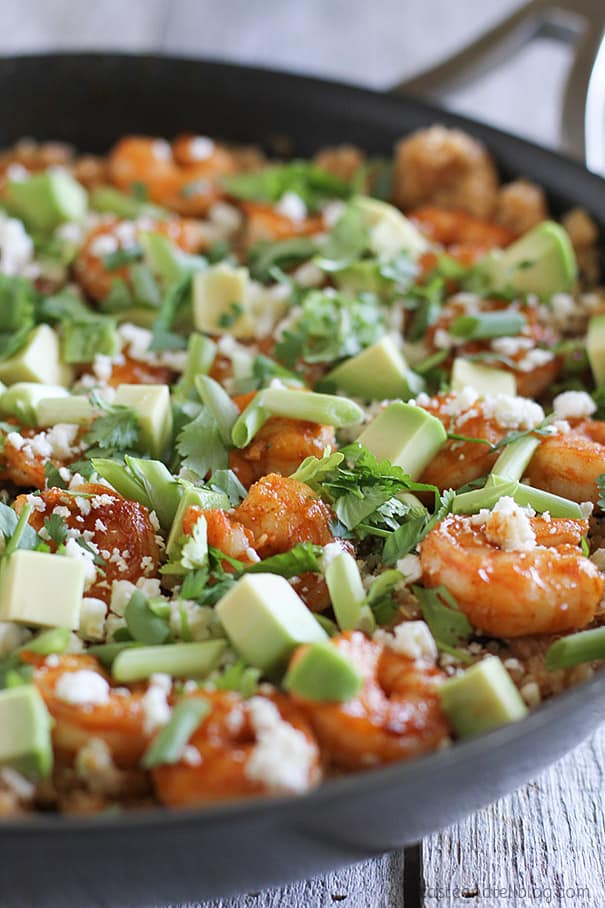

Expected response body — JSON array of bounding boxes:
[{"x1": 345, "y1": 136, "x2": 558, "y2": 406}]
[
  {"x1": 376, "y1": 620, "x2": 438, "y2": 662},
  {"x1": 189, "y1": 136, "x2": 215, "y2": 160},
  {"x1": 78, "y1": 597, "x2": 106, "y2": 641},
  {"x1": 118, "y1": 322, "x2": 154, "y2": 361},
  {"x1": 293, "y1": 261, "x2": 324, "y2": 288},
  {"x1": 5, "y1": 432, "x2": 25, "y2": 451},
  {"x1": 0, "y1": 213, "x2": 34, "y2": 276},
  {"x1": 0, "y1": 767, "x2": 35, "y2": 801},
  {"x1": 91, "y1": 494, "x2": 115, "y2": 509},
  {"x1": 208, "y1": 201, "x2": 242, "y2": 235},
  {"x1": 29, "y1": 433, "x2": 52, "y2": 458},
  {"x1": 490, "y1": 336, "x2": 533, "y2": 357},
  {"x1": 322, "y1": 200, "x2": 346, "y2": 228},
  {"x1": 142, "y1": 673, "x2": 172, "y2": 734},
  {"x1": 396, "y1": 553, "x2": 423, "y2": 584},
  {"x1": 55, "y1": 670, "x2": 110, "y2": 706},
  {"x1": 442, "y1": 386, "x2": 479, "y2": 417},
  {"x1": 90, "y1": 233, "x2": 119, "y2": 257},
  {"x1": 182, "y1": 745, "x2": 202, "y2": 766},
  {"x1": 136, "y1": 577, "x2": 161, "y2": 598},
  {"x1": 276, "y1": 192, "x2": 307, "y2": 222},
  {"x1": 482, "y1": 394, "x2": 544, "y2": 430},
  {"x1": 105, "y1": 613, "x2": 127, "y2": 641},
  {"x1": 552, "y1": 390, "x2": 597, "y2": 420},
  {"x1": 580, "y1": 501, "x2": 594, "y2": 519},
  {"x1": 169, "y1": 600, "x2": 222, "y2": 642},
  {"x1": 92, "y1": 353, "x2": 114, "y2": 384},
  {"x1": 520, "y1": 680, "x2": 541, "y2": 708},
  {"x1": 64, "y1": 537, "x2": 97, "y2": 588},
  {"x1": 516, "y1": 348, "x2": 554, "y2": 372},
  {"x1": 482, "y1": 497, "x2": 537, "y2": 552},
  {"x1": 245, "y1": 697, "x2": 316, "y2": 794},
  {"x1": 25, "y1": 494, "x2": 46, "y2": 512},
  {"x1": 433, "y1": 328, "x2": 456, "y2": 351}
]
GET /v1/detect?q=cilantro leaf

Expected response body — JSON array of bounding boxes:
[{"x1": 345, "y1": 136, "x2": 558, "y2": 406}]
[
  {"x1": 212, "y1": 660, "x2": 260, "y2": 698},
  {"x1": 44, "y1": 461, "x2": 68, "y2": 490},
  {"x1": 315, "y1": 203, "x2": 369, "y2": 271},
  {"x1": 245, "y1": 542, "x2": 323, "y2": 578},
  {"x1": 0, "y1": 275, "x2": 37, "y2": 359},
  {"x1": 382, "y1": 514, "x2": 426, "y2": 565},
  {"x1": 83, "y1": 401, "x2": 140, "y2": 454},
  {"x1": 223, "y1": 161, "x2": 352, "y2": 213},
  {"x1": 0, "y1": 503, "x2": 38, "y2": 553},
  {"x1": 364, "y1": 569, "x2": 402, "y2": 625},
  {"x1": 176, "y1": 407, "x2": 229, "y2": 479},
  {"x1": 43, "y1": 513, "x2": 68, "y2": 546},
  {"x1": 413, "y1": 584, "x2": 473, "y2": 662},
  {"x1": 149, "y1": 275, "x2": 191, "y2": 352},
  {"x1": 248, "y1": 236, "x2": 317, "y2": 282}
]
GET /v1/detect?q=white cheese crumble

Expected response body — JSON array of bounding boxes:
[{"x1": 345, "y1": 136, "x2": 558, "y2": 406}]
[
  {"x1": 442, "y1": 386, "x2": 479, "y2": 417},
  {"x1": 490, "y1": 336, "x2": 533, "y2": 357},
  {"x1": 45, "y1": 423, "x2": 79, "y2": 460},
  {"x1": 516, "y1": 348, "x2": 554, "y2": 372},
  {"x1": 141, "y1": 673, "x2": 172, "y2": 734},
  {"x1": 0, "y1": 767, "x2": 35, "y2": 801},
  {"x1": 89, "y1": 233, "x2": 119, "y2": 257},
  {"x1": 276, "y1": 191, "x2": 307, "y2": 222},
  {"x1": 55, "y1": 670, "x2": 110, "y2": 706},
  {"x1": 0, "y1": 214, "x2": 34, "y2": 276},
  {"x1": 78, "y1": 597, "x2": 107, "y2": 642},
  {"x1": 189, "y1": 136, "x2": 215, "y2": 160},
  {"x1": 293, "y1": 261, "x2": 324, "y2": 288},
  {"x1": 64, "y1": 537, "x2": 97, "y2": 588},
  {"x1": 580, "y1": 501, "x2": 594, "y2": 519},
  {"x1": 396, "y1": 553, "x2": 423, "y2": 584},
  {"x1": 552, "y1": 390, "x2": 597, "y2": 420},
  {"x1": 479, "y1": 497, "x2": 537, "y2": 552},
  {"x1": 482, "y1": 394, "x2": 544, "y2": 430},
  {"x1": 245, "y1": 697, "x2": 316, "y2": 794},
  {"x1": 375, "y1": 621, "x2": 438, "y2": 662}
]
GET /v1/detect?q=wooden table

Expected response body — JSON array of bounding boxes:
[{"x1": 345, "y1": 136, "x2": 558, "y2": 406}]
[{"x1": 3, "y1": 2, "x2": 603, "y2": 905}]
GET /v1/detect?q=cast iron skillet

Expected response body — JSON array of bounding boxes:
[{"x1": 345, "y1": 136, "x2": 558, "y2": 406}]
[{"x1": 0, "y1": 53, "x2": 604, "y2": 907}]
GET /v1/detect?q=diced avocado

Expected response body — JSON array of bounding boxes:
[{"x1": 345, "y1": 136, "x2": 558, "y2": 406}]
[
  {"x1": 284, "y1": 641, "x2": 363, "y2": 702},
  {"x1": 6, "y1": 171, "x2": 87, "y2": 233},
  {"x1": 0, "y1": 550, "x2": 85, "y2": 630},
  {"x1": 451, "y1": 358, "x2": 516, "y2": 397},
  {"x1": 113, "y1": 383, "x2": 173, "y2": 458},
  {"x1": 0, "y1": 685, "x2": 53, "y2": 778},
  {"x1": 36, "y1": 394, "x2": 96, "y2": 427},
  {"x1": 112, "y1": 639, "x2": 227, "y2": 682},
  {"x1": 193, "y1": 263, "x2": 254, "y2": 338},
  {"x1": 90, "y1": 186, "x2": 165, "y2": 220},
  {"x1": 215, "y1": 573, "x2": 327, "y2": 674},
  {"x1": 0, "y1": 382, "x2": 69, "y2": 426},
  {"x1": 489, "y1": 435, "x2": 540, "y2": 483},
  {"x1": 355, "y1": 196, "x2": 428, "y2": 260},
  {"x1": 356, "y1": 401, "x2": 447, "y2": 480},
  {"x1": 324, "y1": 550, "x2": 366, "y2": 631},
  {"x1": 0, "y1": 324, "x2": 73, "y2": 387},
  {"x1": 587, "y1": 314, "x2": 605, "y2": 388},
  {"x1": 440, "y1": 656, "x2": 528, "y2": 738},
  {"x1": 323, "y1": 336, "x2": 424, "y2": 400},
  {"x1": 166, "y1": 485, "x2": 229, "y2": 560},
  {"x1": 480, "y1": 221, "x2": 577, "y2": 296}
]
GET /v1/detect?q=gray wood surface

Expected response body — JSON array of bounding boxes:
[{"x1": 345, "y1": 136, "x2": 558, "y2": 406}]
[{"x1": 1, "y1": 2, "x2": 603, "y2": 906}]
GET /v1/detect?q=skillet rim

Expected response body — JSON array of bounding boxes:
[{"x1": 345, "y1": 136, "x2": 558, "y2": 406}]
[{"x1": 0, "y1": 50, "x2": 602, "y2": 834}]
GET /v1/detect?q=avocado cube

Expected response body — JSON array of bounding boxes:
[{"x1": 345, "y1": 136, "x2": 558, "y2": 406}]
[
  {"x1": 36, "y1": 395, "x2": 96, "y2": 427},
  {"x1": 356, "y1": 401, "x2": 447, "y2": 479},
  {"x1": 0, "y1": 324, "x2": 73, "y2": 387},
  {"x1": 192, "y1": 263, "x2": 254, "y2": 338},
  {"x1": 7, "y1": 171, "x2": 87, "y2": 234},
  {"x1": 451, "y1": 358, "x2": 516, "y2": 397},
  {"x1": 324, "y1": 336, "x2": 424, "y2": 400},
  {"x1": 215, "y1": 573, "x2": 327, "y2": 673},
  {"x1": 0, "y1": 686, "x2": 53, "y2": 778},
  {"x1": 355, "y1": 196, "x2": 428, "y2": 259},
  {"x1": 480, "y1": 220, "x2": 577, "y2": 296},
  {"x1": 114, "y1": 384, "x2": 173, "y2": 458},
  {"x1": 0, "y1": 550, "x2": 85, "y2": 629},
  {"x1": 587, "y1": 314, "x2": 605, "y2": 388},
  {"x1": 0, "y1": 382, "x2": 69, "y2": 426},
  {"x1": 284, "y1": 641, "x2": 363, "y2": 702},
  {"x1": 440, "y1": 656, "x2": 528, "y2": 738}
]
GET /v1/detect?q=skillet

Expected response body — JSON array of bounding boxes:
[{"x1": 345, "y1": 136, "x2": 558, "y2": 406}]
[{"x1": 0, "y1": 36, "x2": 604, "y2": 905}]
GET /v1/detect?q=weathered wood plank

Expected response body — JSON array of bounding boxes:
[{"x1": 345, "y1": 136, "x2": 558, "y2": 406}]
[
  {"x1": 422, "y1": 725, "x2": 605, "y2": 908},
  {"x1": 174, "y1": 850, "x2": 405, "y2": 908}
]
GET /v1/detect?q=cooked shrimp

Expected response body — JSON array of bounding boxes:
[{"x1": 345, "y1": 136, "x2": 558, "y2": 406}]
[
  {"x1": 419, "y1": 512, "x2": 602, "y2": 636},
  {"x1": 418, "y1": 390, "x2": 544, "y2": 491},
  {"x1": 0, "y1": 424, "x2": 84, "y2": 489},
  {"x1": 393, "y1": 126, "x2": 499, "y2": 217},
  {"x1": 152, "y1": 691, "x2": 321, "y2": 807},
  {"x1": 234, "y1": 473, "x2": 334, "y2": 558},
  {"x1": 74, "y1": 215, "x2": 204, "y2": 302},
  {"x1": 493, "y1": 180, "x2": 548, "y2": 236},
  {"x1": 23, "y1": 653, "x2": 149, "y2": 767},
  {"x1": 290, "y1": 631, "x2": 448, "y2": 770},
  {"x1": 424, "y1": 296, "x2": 561, "y2": 399},
  {"x1": 229, "y1": 392, "x2": 336, "y2": 487},
  {"x1": 241, "y1": 201, "x2": 325, "y2": 247},
  {"x1": 15, "y1": 483, "x2": 160, "y2": 602},
  {"x1": 525, "y1": 419, "x2": 605, "y2": 504},
  {"x1": 183, "y1": 506, "x2": 258, "y2": 569},
  {"x1": 410, "y1": 206, "x2": 513, "y2": 255},
  {"x1": 108, "y1": 135, "x2": 236, "y2": 216}
]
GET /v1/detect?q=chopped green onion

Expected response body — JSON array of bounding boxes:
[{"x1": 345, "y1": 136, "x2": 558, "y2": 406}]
[
  {"x1": 450, "y1": 311, "x2": 526, "y2": 340},
  {"x1": 142, "y1": 698, "x2": 210, "y2": 768},
  {"x1": 86, "y1": 641, "x2": 142, "y2": 668},
  {"x1": 124, "y1": 591, "x2": 171, "y2": 646},
  {"x1": 195, "y1": 375, "x2": 239, "y2": 445},
  {"x1": 112, "y1": 640, "x2": 227, "y2": 682},
  {"x1": 452, "y1": 479, "x2": 519, "y2": 515},
  {"x1": 489, "y1": 435, "x2": 540, "y2": 483},
  {"x1": 513, "y1": 483, "x2": 583, "y2": 519},
  {"x1": 230, "y1": 394, "x2": 269, "y2": 448},
  {"x1": 20, "y1": 627, "x2": 71, "y2": 656},
  {"x1": 545, "y1": 627, "x2": 605, "y2": 669}
]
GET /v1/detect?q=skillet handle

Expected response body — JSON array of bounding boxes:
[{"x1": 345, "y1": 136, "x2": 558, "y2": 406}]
[{"x1": 390, "y1": 0, "x2": 605, "y2": 175}]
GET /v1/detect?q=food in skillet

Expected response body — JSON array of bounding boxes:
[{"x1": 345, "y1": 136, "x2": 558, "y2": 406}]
[{"x1": 0, "y1": 126, "x2": 602, "y2": 815}]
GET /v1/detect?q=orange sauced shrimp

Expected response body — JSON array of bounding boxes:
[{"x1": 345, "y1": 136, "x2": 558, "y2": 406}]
[
  {"x1": 419, "y1": 504, "x2": 603, "y2": 637},
  {"x1": 241, "y1": 201, "x2": 325, "y2": 247},
  {"x1": 0, "y1": 424, "x2": 84, "y2": 488},
  {"x1": 108, "y1": 135, "x2": 237, "y2": 216},
  {"x1": 289, "y1": 631, "x2": 449, "y2": 770},
  {"x1": 424, "y1": 296, "x2": 561, "y2": 399},
  {"x1": 152, "y1": 691, "x2": 321, "y2": 807},
  {"x1": 524, "y1": 417, "x2": 605, "y2": 505},
  {"x1": 74, "y1": 215, "x2": 205, "y2": 302},
  {"x1": 229, "y1": 392, "x2": 336, "y2": 487},
  {"x1": 183, "y1": 506, "x2": 258, "y2": 569},
  {"x1": 22, "y1": 653, "x2": 150, "y2": 767},
  {"x1": 103, "y1": 351, "x2": 173, "y2": 388},
  {"x1": 418, "y1": 389, "x2": 544, "y2": 491},
  {"x1": 15, "y1": 483, "x2": 160, "y2": 602},
  {"x1": 411, "y1": 205, "x2": 514, "y2": 260}
]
